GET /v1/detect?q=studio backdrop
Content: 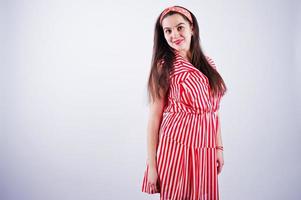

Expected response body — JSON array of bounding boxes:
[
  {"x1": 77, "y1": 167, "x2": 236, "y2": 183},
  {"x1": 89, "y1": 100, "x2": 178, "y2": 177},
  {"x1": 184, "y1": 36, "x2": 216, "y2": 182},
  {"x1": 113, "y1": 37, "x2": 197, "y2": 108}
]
[{"x1": 1, "y1": 0, "x2": 300, "y2": 200}]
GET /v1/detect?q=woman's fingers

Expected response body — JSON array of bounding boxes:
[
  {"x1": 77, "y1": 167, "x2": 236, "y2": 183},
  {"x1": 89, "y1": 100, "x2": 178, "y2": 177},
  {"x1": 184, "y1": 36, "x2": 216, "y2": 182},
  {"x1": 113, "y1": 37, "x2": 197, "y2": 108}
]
[
  {"x1": 151, "y1": 184, "x2": 156, "y2": 192},
  {"x1": 148, "y1": 182, "x2": 158, "y2": 193},
  {"x1": 217, "y1": 158, "x2": 224, "y2": 174},
  {"x1": 149, "y1": 184, "x2": 153, "y2": 193},
  {"x1": 216, "y1": 150, "x2": 224, "y2": 175},
  {"x1": 217, "y1": 165, "x2": 222, "y2": 174}
]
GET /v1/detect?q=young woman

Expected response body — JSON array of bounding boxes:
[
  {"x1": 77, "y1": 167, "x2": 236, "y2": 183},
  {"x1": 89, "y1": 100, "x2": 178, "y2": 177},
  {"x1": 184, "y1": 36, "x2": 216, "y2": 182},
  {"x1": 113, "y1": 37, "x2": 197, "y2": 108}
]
[{"x1": 142, "y1": 5, "x2": 227, "y2": 200}]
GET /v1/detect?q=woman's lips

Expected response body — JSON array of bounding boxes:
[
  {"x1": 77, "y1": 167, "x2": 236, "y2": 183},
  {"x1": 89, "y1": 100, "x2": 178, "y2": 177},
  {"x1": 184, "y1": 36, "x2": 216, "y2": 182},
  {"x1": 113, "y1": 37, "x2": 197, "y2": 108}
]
[{"x1": 174, "y1": 39, "x2": 184, "y2": 45}]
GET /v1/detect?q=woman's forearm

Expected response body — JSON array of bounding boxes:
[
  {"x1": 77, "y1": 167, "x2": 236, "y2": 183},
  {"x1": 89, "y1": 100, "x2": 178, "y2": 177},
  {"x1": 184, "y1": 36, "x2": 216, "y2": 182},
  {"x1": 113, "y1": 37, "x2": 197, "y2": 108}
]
[
  {"x1": 216, "y1": 112, "x2": 223, "y2": 146},
  {"x1": 146, "y1": 99, "x2": 164, "y2": 168},
  {"x1": 146, "y1": 115, "x2": 161, "y2": 167}
]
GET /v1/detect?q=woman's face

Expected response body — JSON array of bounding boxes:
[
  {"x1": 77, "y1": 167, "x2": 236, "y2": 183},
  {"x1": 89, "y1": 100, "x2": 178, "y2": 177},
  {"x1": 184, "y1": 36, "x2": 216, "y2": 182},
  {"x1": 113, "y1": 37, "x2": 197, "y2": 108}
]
[{"x1": 161, "y1": 13, "x2": 193, "y2": 56}]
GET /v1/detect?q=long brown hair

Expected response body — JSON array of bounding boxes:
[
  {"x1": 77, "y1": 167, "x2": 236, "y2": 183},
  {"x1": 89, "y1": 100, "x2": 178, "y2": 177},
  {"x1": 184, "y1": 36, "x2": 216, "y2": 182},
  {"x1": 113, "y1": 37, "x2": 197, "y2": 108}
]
[{"x1": 148, "y1": 6, "x2": 227, "y2": 102}]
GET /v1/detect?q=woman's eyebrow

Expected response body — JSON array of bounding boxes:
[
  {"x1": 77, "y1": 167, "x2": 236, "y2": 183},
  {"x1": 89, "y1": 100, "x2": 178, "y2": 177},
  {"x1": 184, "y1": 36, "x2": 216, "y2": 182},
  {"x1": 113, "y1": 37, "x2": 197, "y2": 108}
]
[{"x1": 163, "y1": 22, "x2": 185, "y2": 30}]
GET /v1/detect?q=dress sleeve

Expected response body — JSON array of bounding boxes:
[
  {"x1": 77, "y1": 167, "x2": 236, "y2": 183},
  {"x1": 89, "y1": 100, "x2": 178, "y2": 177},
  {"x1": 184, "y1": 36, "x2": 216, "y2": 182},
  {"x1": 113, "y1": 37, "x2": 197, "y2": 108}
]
[
  {"x1": 205, "y1": 55, "x2": 217, "y2": 70},
  {"x1": 179, "y1": 73, "x2": 194, "y2": 106}
]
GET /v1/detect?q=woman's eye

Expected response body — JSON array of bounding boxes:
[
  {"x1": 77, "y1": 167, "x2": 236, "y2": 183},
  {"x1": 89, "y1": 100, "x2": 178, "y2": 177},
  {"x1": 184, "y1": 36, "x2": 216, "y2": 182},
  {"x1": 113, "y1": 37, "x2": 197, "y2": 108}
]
[
  {"x1": 178, "y1": 26, "x2": 183, "y2": 31},
  {"x1": 165, "y1": 30, "x2": 171, "y2": 34}
]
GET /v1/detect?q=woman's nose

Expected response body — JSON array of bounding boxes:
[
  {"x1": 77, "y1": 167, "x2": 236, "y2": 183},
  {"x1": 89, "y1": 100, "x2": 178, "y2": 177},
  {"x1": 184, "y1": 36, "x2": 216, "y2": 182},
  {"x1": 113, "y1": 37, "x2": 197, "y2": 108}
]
[{"x1": 171, "y1": 29, "x2": 180, "y2": 38}]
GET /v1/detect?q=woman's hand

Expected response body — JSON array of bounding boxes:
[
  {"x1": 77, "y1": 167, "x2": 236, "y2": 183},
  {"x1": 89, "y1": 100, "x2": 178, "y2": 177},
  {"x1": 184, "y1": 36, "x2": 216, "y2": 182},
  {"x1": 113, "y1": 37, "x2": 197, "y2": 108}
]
[
  {"x1": 147, "y1": 165, "x2": 159, "y2": 192},
  {"x1": 216, "y1": 150, "x2": 224, "y2": 175}
]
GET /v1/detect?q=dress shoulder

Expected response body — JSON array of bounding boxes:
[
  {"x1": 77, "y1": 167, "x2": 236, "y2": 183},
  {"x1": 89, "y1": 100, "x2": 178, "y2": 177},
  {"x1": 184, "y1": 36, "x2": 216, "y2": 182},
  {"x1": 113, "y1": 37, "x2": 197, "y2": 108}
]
[{"x1": 205, "y1": 55, "x2": 217, "y2": 70}]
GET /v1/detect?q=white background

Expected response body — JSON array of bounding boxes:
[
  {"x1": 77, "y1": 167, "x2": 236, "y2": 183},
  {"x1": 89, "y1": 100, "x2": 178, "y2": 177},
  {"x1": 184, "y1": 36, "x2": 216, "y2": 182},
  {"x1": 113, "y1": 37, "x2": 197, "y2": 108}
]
[{"x1": 1, "y1": 0, "x2": 300, "y2": 199}]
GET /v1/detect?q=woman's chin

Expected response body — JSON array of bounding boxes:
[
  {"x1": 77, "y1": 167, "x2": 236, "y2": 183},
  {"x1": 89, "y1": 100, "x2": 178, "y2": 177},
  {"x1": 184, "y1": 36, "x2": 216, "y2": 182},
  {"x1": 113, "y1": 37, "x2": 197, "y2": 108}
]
[{"x1": 173, "y1": 46, "x2": 188, "y2": 52}]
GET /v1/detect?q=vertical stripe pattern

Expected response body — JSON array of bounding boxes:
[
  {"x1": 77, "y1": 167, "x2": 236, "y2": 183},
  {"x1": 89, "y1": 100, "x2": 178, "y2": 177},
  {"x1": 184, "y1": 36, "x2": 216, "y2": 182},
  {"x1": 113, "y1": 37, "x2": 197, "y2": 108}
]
[{"x1": 142, "y1": 52, "x2": 223, "y2": 200}]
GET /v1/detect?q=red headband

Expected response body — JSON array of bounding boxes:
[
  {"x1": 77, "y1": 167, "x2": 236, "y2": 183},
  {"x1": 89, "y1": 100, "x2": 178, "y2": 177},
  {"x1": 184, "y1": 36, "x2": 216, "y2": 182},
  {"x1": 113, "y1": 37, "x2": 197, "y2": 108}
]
[{"x1": 160, "y1": 6, "x2": 193, "y2": 25}]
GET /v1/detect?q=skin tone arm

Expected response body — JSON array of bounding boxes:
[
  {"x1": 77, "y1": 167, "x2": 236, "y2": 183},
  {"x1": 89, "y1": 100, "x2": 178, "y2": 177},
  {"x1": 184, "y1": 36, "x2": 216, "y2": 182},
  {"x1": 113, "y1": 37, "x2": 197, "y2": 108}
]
[
  {"x1": 216, "y1": 111, "x2": 224, "y2": 174},
  {"x1": 147, "y1": 96, "x2": 165, "y2": 168},
  {"x1": 216, "y1": 112, "x2": 223, "y2": 147}
]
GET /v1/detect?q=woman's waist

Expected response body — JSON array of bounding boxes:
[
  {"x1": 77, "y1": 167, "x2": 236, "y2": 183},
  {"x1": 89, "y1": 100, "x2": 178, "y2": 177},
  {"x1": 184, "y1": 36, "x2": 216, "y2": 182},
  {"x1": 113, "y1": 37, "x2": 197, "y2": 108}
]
[
  {"x1": 163, "y1": 105, "x2": 218, "y2": 115},
  {"x1": 159, "y1": 127, "x2": 218, "y2": 148}
]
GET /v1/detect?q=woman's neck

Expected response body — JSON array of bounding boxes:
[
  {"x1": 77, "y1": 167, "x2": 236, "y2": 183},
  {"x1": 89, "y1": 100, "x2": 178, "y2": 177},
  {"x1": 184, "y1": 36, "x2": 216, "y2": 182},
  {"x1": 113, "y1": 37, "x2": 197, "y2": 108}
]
[{"x1": 176, "y1": 50, "x2": 191, "y2": 63}]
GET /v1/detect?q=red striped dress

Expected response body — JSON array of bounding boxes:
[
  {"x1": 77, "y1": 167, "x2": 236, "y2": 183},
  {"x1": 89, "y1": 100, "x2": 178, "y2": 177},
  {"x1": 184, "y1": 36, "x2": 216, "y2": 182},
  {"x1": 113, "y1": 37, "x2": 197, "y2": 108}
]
[{"x1": 142, "y1": 51, "x2": 223, "y2": 200}]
